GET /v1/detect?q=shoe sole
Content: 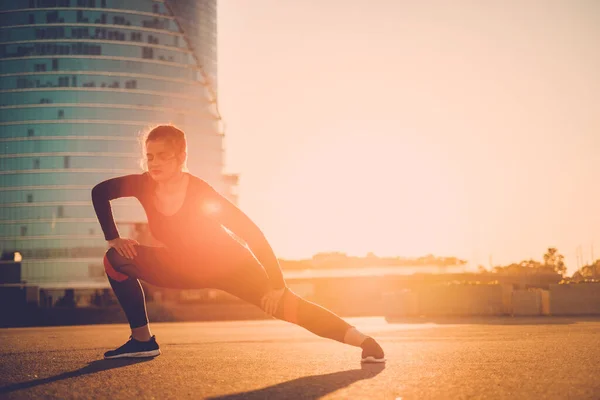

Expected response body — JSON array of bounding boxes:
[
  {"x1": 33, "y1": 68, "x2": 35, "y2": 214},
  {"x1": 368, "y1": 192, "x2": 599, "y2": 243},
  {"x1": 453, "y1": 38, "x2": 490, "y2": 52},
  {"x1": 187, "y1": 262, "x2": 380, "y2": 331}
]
[
  {"x1": 361, "y1": 356, "x2": 386, "y2": 363},
  {"x1": 104, "y1": 349, "x2": 161, "y2": 359}
]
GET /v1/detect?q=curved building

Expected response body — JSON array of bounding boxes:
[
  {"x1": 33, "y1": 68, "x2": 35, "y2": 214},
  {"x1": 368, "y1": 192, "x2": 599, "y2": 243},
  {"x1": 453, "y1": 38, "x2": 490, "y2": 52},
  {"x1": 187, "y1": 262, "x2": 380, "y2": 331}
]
[{"x1": 0, "y1": 0, "x2": 237, "y2": 287}]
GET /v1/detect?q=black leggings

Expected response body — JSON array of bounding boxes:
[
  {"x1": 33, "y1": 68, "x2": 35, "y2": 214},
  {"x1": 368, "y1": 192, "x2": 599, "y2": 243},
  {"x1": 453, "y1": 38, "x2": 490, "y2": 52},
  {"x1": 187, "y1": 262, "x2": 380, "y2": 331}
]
[{"x1": 103, "y1": 243, "x2": 354, "y2": 343}]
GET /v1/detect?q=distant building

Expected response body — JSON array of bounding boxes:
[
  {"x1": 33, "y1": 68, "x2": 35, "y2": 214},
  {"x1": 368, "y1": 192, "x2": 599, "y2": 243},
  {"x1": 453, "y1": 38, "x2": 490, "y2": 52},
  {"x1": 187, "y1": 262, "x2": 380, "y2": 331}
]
[{"x1": 0, "y1": 0, "x2": 237, "y2": 287}]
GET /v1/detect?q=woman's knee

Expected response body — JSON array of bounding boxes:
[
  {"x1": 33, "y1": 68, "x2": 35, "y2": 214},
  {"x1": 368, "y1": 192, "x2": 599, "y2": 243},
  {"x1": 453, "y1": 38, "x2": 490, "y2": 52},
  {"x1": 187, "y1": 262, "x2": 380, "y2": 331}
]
[
  {"x1": 274, "y1": 287, "x2": 301, "y2": 324},
  {"x1": 103, "y1": 247, "x2": 130, "y2": 282}
]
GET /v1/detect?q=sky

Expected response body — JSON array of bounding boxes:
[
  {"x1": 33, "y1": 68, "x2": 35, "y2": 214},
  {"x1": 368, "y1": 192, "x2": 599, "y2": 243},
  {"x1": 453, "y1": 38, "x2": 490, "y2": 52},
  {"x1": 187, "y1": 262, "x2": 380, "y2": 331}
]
[{"x1": 216, "y1": 0, "x2": 600, "y2": 275}]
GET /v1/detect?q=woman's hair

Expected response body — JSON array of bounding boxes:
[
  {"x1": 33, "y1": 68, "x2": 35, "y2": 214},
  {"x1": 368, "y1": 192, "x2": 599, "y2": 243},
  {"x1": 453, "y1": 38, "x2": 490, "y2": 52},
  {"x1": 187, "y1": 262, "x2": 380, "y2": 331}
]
[{"x1": 138, "y1": 124, "x2": 189, "y2": 172}]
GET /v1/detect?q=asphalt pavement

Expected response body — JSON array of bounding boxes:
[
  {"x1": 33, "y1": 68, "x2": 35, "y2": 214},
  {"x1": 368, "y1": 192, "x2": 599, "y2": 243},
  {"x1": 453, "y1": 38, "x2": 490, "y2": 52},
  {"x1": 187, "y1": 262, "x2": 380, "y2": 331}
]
[{"x1": 1, "y1": 316, "x2": 599, "y2": 399}]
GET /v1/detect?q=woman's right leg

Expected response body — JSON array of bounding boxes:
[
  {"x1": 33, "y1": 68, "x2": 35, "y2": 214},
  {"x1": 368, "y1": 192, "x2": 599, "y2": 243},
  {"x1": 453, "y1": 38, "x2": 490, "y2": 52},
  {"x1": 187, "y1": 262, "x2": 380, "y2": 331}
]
[
  {"x1": 103, "y1": 245, "x2": 203, "y2": 340},
  {"x1": 101, "y1": 245, "x2": 216, "y2": 359}
]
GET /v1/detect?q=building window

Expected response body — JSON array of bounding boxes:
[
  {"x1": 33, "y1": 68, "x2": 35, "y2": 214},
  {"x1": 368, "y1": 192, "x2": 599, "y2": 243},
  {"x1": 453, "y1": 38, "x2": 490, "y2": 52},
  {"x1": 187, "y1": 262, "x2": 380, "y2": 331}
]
[
  {"x1": 57, "y1": 206, "x2": 64, "y2": 217},
  {"x1": 33, "y1": 159, "x2": 40, "y2": 169},
  {"x1": 52, "y1": 59, "x2": 59, "y2": 71},
  {"x1": 142, "y1": 47, "x2": 153, "y2": 59},
  {"x1": 27, "y1": 129, "x2": 35, "y2": 137},
  {"x1": 29, "y1": 14, "x2": 35, "y2": 24},
  {"x1": 58, "y1": 110, "x2": 64, "y2": 119},
  {"x1": 21, "y1": 226, "x2": 27, "y2": 236},
  {"x1": 46, "y1": 11, "x2": 60, "y2": 23},
  {"x1": 27, "y1": 194, "x2": 33, "y2": 203},
  {"x1": 64, "y1": 156, "x2": 70, "y2": 168}
]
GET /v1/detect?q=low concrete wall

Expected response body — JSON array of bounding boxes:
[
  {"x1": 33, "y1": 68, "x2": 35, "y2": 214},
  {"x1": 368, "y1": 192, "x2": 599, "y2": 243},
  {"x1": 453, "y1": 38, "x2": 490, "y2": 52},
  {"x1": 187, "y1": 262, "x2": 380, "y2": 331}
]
[
  {"x1": 501, "y1": 284, "x2": 514, "y2": 315},
  {"x1": 549, "y1": 283, "x2": 600, "y2": 315},
  {"x1": 415, "y1": 284, "x2": 507, "y2": 316},
  {"x1": 383, "y1": 284, "x2": 512, "y2": 317},
  {"x1": 383, "y1": 290, "x2": 419, "y2": 317},
  {"x1": 512, "y1": 290, "x2": 543, "y2": 316},
  {"x1": 541, "y1": 290, "x2": 550, "y2": 315},
  {"x1": 384, "y1": 284, "x2": 600, "y2": 318}
]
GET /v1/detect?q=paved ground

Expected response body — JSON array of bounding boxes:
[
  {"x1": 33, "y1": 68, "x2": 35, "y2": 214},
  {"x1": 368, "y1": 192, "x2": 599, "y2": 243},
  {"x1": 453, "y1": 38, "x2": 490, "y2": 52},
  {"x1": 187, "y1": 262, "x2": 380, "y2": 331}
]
[{"x1": 1, "y1": 316, "x2": 599, "y2": 399}]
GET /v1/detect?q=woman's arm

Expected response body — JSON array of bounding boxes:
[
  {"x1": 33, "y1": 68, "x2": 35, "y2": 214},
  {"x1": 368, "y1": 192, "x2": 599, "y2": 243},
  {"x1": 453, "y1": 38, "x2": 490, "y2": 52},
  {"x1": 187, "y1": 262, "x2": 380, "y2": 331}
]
[
  {"x1": 197, "y1": 180, "x2": 286, "y2": 290},
  {"x1": 91, "y1": 173, "x2": 146, "y2": 241}
]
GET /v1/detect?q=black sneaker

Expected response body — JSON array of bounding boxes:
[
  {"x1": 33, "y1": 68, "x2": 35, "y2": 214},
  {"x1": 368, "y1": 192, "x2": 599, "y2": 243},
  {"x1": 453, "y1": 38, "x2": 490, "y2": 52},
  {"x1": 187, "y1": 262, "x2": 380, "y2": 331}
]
[
  {"x1": 361, "y1": 337, "x2": 386, "y2": 363},
  {"x1": 104, "y1": 335, "x2": 161, "y2": 359}
]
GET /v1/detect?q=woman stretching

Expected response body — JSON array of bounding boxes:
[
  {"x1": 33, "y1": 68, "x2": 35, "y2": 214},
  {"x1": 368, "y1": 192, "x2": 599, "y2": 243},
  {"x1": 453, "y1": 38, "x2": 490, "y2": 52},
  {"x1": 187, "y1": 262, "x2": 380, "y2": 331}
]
[{"x1": 91, "y1": 124, "x2": 385, "y2": 363}]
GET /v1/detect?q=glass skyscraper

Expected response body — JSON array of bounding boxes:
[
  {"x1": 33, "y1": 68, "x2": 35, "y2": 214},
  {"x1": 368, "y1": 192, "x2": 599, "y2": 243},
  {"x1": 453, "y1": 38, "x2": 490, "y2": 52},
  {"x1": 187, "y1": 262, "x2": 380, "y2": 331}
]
[{"x1": 0, "y1": 0, "x2": 237, "y2": 287}]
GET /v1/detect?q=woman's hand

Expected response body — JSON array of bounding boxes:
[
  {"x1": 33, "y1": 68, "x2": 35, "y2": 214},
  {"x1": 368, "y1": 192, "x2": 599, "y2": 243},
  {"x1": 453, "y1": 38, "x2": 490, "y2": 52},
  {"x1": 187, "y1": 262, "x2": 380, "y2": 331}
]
[
  {"x1": 260, "y1": 287, "x2": 286, "y2": 316},
  {"x1": 107, "y1": 237, "x2": 139, "y2": 259}
]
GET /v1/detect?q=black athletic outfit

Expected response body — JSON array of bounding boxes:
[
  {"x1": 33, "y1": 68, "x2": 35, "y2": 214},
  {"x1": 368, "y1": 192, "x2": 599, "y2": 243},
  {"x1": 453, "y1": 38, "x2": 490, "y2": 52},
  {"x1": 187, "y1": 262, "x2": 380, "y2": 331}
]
[{"x1": 91, "y1": 172, "x2": 353, "y2": 343}]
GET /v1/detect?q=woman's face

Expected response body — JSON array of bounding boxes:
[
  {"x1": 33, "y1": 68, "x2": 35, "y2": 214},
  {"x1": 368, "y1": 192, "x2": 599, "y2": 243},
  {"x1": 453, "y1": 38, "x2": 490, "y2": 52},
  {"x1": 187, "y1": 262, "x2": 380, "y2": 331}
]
[{"x1": 146, "y1": 139, "x2": 185, "y2": 182}]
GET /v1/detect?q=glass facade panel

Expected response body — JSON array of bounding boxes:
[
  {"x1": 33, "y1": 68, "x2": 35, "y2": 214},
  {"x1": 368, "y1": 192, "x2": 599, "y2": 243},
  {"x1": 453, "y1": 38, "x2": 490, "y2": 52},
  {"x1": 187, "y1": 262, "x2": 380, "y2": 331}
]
[
  {"x1": 0, "y1": 171, "x2": 143, "y2": 186},
  {"x1": 0, "y1": 57, "x2": 196, "y2": 76},
  {"x1": 1, "y1": 25, "x2": 183, "y2": 47},
  {"x1": 1, "y1": 188, "x2": 97, "y2": 203},
  {"x1": 3, "y1": 91, "x2": 205, "y2": 110},
  {"x1": 0, "y1": 106, "x2": 192, "y2": 122},
  {"x1": 0, "y1": 9, "x2": 176, "y2": 30},
  {"x1": 20, "y1": 260, "x2": 106, "y2": 283},
  {"x1": 167, "y1": 0, "x2": 217, "y2": 88},
  {"x1": 1, "y1": 73, "x2": 197, "y2": 93},
  {"x1": 0, "y1": 123, "x2": 146, "y2": 138},
  {"x1": 0, "y1": 1, "x2": 169, "y2": 15},
  {"x1": 0, "y1": 41, "x2": 194, "y2": 64},
  {"x1": 2, "y1": 139, "x2": 141, "y2": 154},
  {"x1": 0, "y1": 202, "x2": 144, "y2": 220},
  {"x1": 1, "y1": 220, "x2": 114, "y2": 236},
  {"x1": 0, "y1": 155, "x2": 138, "y2": 170},
  {"x1": 0, "y1": 0, "x2": 224, "y2": 286}
]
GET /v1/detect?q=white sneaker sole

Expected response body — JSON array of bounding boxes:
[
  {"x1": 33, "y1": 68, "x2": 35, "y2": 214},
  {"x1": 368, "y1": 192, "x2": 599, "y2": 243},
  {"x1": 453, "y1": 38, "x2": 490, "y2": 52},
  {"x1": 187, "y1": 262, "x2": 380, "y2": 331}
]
[
  {"x1": 104, "y1": 349, "x2": 161, "y2": 359},
  {"x1": 361, "y1": 356, "x2": 386, "y2": 363}
]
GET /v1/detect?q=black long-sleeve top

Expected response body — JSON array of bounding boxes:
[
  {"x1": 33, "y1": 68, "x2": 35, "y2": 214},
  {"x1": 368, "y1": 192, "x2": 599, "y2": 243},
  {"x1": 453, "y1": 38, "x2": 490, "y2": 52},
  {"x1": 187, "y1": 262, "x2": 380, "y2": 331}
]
[{"x1": 90, "y1": 172, "x2": 285, "y2": 288}]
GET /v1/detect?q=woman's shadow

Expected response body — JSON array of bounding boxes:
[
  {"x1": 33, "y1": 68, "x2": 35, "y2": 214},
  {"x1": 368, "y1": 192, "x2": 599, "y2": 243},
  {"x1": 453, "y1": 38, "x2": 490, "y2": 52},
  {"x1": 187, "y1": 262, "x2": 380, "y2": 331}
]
[
  {"x1": 0, "y1": 359, "x2": 385, "y2": 399},
  {"x1": 206, "y1": 362, "x2": 386, "y2": 400},
  {"x1": 0, "y1": 358, "x2": 153, "y2": 395}
]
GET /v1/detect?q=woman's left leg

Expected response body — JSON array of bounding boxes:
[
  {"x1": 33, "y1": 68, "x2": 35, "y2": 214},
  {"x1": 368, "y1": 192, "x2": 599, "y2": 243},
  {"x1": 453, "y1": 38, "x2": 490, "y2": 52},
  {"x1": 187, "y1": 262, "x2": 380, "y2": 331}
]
[{"x1": 204, "y1": 245, "x2": 379, "y2": 350}]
